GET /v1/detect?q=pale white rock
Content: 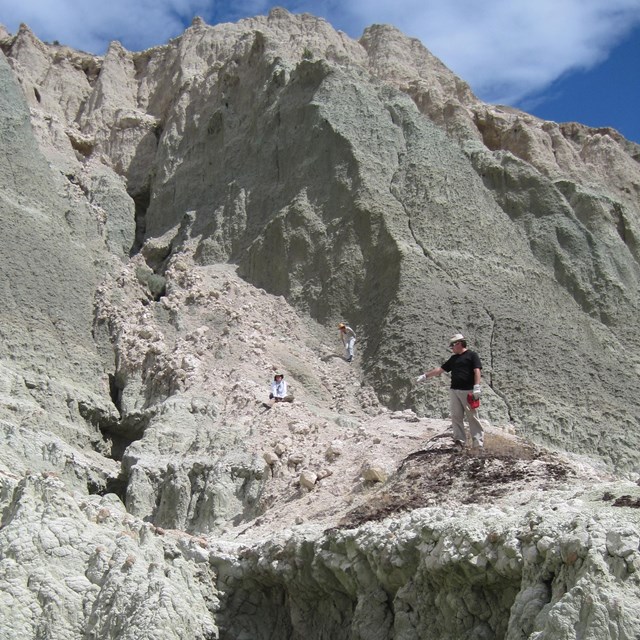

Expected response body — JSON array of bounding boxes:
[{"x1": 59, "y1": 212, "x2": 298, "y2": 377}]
[
  {"x1": 263, "y1": 451, "x2": 279, "y2": 465},
  {"x1": 606, "y1": 528, "x2": 640, "y2": 558},
  {"x1": 288, "y1": 453, "x2": 305, "y2": 466},
  {"x1": 299, "y1": 470, "x2": 317, "y2": 490},
  {"x1": 316, "y1": 468, "x2": 333, "y2": 481},
  {"x1": 362, "y1": 463, "x2": 389, "y2": 483},
  {"x1": 325, "y1": 440, "x2": 344, "y2": 461}
]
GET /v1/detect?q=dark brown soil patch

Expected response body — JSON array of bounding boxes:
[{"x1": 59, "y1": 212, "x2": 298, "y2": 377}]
[
  {"x1": 612, "y1": 495, "x2": 640, "y2": 508},
  {"x1": 336, "y1": 436, "x2": 572, "y2": 529}
]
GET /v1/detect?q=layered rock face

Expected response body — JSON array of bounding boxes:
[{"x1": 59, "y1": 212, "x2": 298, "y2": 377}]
[
  {"x1": 215, "y1": 496, "x2": 640, "y2": 640},
  {"x1": 1, "y1": 8, "x2": 639, "y2": 640}
]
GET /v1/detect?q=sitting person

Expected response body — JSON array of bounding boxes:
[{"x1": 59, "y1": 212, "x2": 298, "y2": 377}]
[{"x1": 263, "y1": 372, "x2": 294, "y2": 408}]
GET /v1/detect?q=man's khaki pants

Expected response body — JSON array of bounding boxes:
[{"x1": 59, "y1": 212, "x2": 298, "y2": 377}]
[{"x1": 449, "y1": 389, "x2": 484, "y2": 448}]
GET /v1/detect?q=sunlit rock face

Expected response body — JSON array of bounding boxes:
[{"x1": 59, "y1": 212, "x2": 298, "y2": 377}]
[{"x1": 1, "y1": 8, "x2": 639, "y2": 640}]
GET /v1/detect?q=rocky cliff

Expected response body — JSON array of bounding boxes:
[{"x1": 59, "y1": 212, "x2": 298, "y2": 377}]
[{"x1": 0, "y1": 8, "x2": 639, "y2": 639}]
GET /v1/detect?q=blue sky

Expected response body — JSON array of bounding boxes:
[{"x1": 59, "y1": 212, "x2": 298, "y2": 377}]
[{"x1": 1, "y1": 0, "x2": 639, "y2": 143}]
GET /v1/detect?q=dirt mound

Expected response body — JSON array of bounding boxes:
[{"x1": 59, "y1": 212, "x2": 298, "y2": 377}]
[{"x1": 338, "y1": 432, "x2": 572, "y2": 528}]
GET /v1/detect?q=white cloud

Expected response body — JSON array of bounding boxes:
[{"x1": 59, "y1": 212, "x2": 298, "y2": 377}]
[
  {"x1": 0, "y1": 0, "x2": 213, "y2": 53},
  {"x1": 335, "y1": 0, "x2": 640, "y2": 104}
]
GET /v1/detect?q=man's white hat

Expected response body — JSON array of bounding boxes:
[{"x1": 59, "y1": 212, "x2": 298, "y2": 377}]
[{"x1": 448, "y1": 333, "x2": 465, "y2": 345}]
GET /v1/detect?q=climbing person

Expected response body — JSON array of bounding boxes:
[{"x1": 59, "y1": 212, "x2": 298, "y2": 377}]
[
  {"x1": 416, "y1": 333, "x2": 484, "y2": 449},
  {"x1": 263, "y1": 373, "x2": 294, "y2": 409},
  {"x1": 338, "y1": 323, "x2": 356, "y2": 363}
]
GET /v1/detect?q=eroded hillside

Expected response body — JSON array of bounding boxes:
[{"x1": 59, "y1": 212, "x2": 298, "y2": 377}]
[{"x1": 1, "y1": 9, "x2": 640, "y2": 640}]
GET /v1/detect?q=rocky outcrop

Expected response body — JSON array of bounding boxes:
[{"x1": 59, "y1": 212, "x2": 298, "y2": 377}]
[
  {"x1": 214, "y1": 492, "x2": 640, "y2": 640},
  {"x1": 0, "y1": 474, "x2": 218, "y2": 639},
  {"x1": 1, "y1": 8, "x2": 640, "y2": 639}
]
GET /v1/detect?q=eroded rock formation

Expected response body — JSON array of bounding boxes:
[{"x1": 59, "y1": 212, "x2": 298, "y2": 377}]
[{"x1": 0, "y1": 8, "x2": 639, "y2": 639}]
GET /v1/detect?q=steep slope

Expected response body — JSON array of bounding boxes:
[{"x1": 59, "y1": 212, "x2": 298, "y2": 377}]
[
  {"x1": 0, "y1": 52, "x2": 120, "y2": 492},
  {"x1": 2, "y1": 10, "x2": 639, "y2": 470}
]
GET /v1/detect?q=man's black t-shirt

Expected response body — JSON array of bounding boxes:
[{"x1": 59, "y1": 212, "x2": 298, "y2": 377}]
[{"x1": 441, "y1": 350, "x2": 482, "y2": 390}]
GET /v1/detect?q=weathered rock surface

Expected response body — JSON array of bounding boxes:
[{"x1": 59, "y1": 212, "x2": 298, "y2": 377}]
[
  {"x1": 213, "y1": 489, "x2": 640, "y2": 640},
  {"x1": 1, "y1": 8, "x2": 639, "y2": 639},
  {"x1": 0, "y1": 475, "x2": 218, "y2": 640}
]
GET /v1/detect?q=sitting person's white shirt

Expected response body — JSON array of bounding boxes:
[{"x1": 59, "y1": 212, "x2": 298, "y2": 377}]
[
  {"x1": 270, "y1": 378, "x2": 288, "y2": 399},
  {"x1": 265, "y1": 374, "x2": 294, "y2": 408}
]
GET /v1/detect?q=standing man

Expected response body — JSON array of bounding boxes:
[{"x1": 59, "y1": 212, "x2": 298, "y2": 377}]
[
  {"x1": 417, "y1": 333, "x2": 484, "y2": 449},
  {"x1": 338, "y1": 323, "x2": 356, "y2": 363}
]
